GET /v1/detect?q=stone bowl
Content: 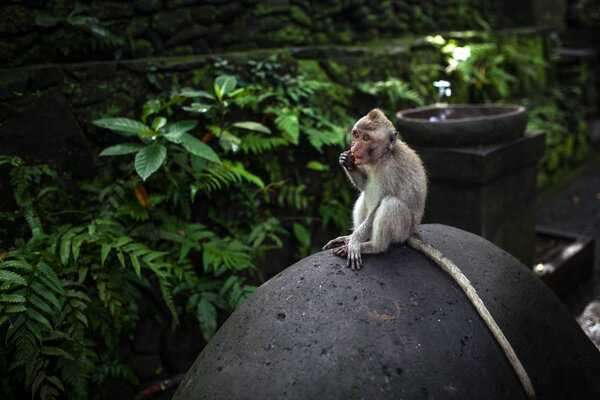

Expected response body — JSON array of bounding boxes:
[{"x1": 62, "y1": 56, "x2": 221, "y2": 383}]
[
  {"x1": 396, "y1": 104, "x2": 527, "y2": 147},
  {"x1": 173, "y1": 224, "x2": 600, "y2": 400}
]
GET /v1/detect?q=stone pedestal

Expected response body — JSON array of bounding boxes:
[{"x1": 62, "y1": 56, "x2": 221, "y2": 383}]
[{"x1": 414, "y1": 131, "x2": 545, "y2": 266}]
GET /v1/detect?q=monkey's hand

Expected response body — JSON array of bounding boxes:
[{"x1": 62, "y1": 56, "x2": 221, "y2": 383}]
[{"x1": 339, "y1": 151, "x2": 355, "y2": 171}]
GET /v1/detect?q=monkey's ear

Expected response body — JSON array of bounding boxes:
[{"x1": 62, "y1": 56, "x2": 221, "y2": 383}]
[{"x1": 389, "y1": 131, "x2": 398, "y2": 150}]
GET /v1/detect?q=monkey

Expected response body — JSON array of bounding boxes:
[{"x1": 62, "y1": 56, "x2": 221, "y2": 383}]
[{"x1": 322, "y1": 109, "x2": 536, "y2": 400}]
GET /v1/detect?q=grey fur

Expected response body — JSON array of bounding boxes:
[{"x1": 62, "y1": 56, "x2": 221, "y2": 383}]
[{"x1": 322, "y1": 108, "x2": 427, "y2": 270}]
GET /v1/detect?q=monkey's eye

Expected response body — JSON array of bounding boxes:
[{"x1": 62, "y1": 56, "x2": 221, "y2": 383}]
[
  {"x1": 352, "y1": 130, "x2": 359, "y2": 138},
  {"x1": 362, "y1": 134, "x2": 370, "y2": 141}
]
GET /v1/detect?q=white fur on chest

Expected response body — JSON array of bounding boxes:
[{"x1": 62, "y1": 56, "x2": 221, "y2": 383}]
[{"x1": 362, "y1": 174, "x2": 380, "y2": 214}]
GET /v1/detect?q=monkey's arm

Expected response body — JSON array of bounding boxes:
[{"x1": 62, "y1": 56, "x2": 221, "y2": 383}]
[{"x1": 339, "y1": 151, "x2": 367, "y2": 190}]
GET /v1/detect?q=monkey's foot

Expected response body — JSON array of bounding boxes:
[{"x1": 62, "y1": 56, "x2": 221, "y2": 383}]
[
  {"x1": 346, "y1": 247, "x2": 362, "y2": 271},
  {"x1": 322, "y1": 236, "x2": 349, "y2": 251}
]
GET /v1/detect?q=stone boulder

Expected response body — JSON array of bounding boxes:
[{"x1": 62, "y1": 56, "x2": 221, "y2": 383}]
[{"x1": 173, "y1": 224, "x2": 600, "y2": 400}]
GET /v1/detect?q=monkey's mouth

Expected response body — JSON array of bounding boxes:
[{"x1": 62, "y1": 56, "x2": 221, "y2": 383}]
[{"x1": 354, "y1": 155, "x2": 364, "y2": 164}]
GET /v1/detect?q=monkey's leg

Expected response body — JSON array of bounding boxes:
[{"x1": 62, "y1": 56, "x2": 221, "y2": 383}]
[{"x1": 358, "y1": 197, "x2": 413, "y2": 256}]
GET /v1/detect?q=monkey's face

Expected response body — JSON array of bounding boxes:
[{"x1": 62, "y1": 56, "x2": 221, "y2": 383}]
[{"x1": 350, "y1": 127, "x2": 393, "y2": 166}]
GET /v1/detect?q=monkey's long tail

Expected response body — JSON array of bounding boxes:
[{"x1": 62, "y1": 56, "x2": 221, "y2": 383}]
[{"x1": 407, "y1": 236, "x2": 536, "y2": 400}]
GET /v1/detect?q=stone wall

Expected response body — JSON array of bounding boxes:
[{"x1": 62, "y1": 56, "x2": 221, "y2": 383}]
[{"x1": 1, "y1": 0, "x2": 527, "y2": 68}]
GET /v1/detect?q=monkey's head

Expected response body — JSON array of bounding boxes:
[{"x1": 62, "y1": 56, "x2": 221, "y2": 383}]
[{"x1": 350, "y1": 109, "x2": 398, "y2": 166}]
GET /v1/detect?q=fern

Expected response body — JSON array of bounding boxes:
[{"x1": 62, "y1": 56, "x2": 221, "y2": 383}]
[{"x1": 239, "y1": 132, "x2": 288, "y2": 154}]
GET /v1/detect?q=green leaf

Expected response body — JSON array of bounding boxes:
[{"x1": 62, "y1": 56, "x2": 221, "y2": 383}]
[
  {"x1": 232, "y1": 121, "x2": 271, "y2": 134},
  {"x1": 197, "y1": 297, "x2": 217, "y2": 342},
  {"x1": 34, "y1": 10, "x2": 61, "y2": 27},
  {"x1": 37, "y1": 262, "x2": 64, "y2": 295},
  {"x1": 101, "y1": 244, "x2": 111, "y2": 266},
  {"x1": 41, "y1": 346, "x2": 75, "y2": 360},
  {"x1": 142, "y1": 99, "x2": 161, "y2": 123},
  {"x1": 180, "y1": 133, "x2": 221, "y2": 164},
  {"x1": 5, "y1": 305, "x2": 27, "y2": 313},
  {"x1": 99, "y1": 143, "x2": 144, "y2": 156},
  {"x1": 152, "y1": 116, "x2": 167, "y2": 131},
  {"x1": 166, "y1": 120, "x2": 198, "y2": 134},
  {"x1": 214, "y1": 75, "x2": 237, "y2": 101},
  {"x1": 27, "y1": 308, "x2": 53, "y2": 331},
  {"x1": 179, "y1": 88, "x2": 215, "y2": 100},
  {"x1": 292, "y1": 223, "x2": 311, "y2": 248},
  {"x1": 129, "y1": 254, "x2": 141, "y2": 279},
  {"x1": 275, "y1": 113, "x2": 299, "y2": 144},
  {"x1": 307, "y1": 161, "x2": 330, "y2": 171},
  {"x1": 1, "y1": 293, "x2": 26, "y2": 303},
  {"x1": 134, "y1": 143, "x2": 167, "y2": 181},
  {"x1": 92, "y1": 118, "x2": 148, "y2": 136},
  {"x1": 0, "y1": 270, "x2": 27, "y2": 286},
  {"x1": 182, "y1": 103, "x2": 212, "y2": 113}
]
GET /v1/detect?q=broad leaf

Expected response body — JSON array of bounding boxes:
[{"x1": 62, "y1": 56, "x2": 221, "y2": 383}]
[
  {"x1": 218, "y1": 131, "x2": 241, "y2": 152},
  {"x1": 179, "y1": 88, "x2": 215, "y2": 100},
  {"x1": 152, "y1": 116, "x2": 167, "y2": 131},
  {"x1": 134, "y1": 143, "x2": 167, "y2": 181},
  {"x1": 99, "y1": 143, "x2": 144, "y2": 156},
  {"x1": 197, "y1": 297, "x2": 217, "y2": 342},
  {"x1": 232, "y1": 121, "x2": 271, "y2": 134},
  {"x1": 182, "y1": 103, "x2": 212, "y2": 113},
  {"x1": 142, "y1": 99, "x2": 161, "y2": 123},
  {"x1": 292, "y1": 223, "x2": 311, "y2": 248},
  {"x1": 180, "y1": 133, "x2": 221, "y2": 164},
  {"x1": 92, "y1": 118, "x2": 148, "y2": 137},
  {"x1": 166, "y1": 120, "x2": 198, "y2": 134},
  {"x1": 214, "y1": 75, "x2": 237, "y2": 101}
]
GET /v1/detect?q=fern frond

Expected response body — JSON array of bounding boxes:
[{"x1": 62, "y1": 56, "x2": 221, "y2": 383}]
[{"x1": 239, "y1": 133, "x2": 288, "y2": 154}]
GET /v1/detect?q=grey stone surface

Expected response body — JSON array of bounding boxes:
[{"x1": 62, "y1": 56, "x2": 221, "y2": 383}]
[
  {"x1": 418, "y1": 132, "x2": 545, "y2": 265},
  {"x1": 173, "y1": 224, "x2": 600, "y2": 400}
]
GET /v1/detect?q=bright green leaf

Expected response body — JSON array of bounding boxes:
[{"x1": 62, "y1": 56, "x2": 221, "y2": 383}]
[
  {"x1": 232, "y1": 121, "x2": 271, "y2": 134},
  {"x1": 180, "y1": 133, "x2": 221, "y2": 164},
  {"x1": 92, "y1": 118, "x2": 148, "y2": 136},
  {"x1": 134, "y1": 143, "x2": 167, "y2": 181},
  {"x1": 152, "y1": 116, "x2": 167, "y2": 132},
  {"x1": 142, "y1": 99, "x2": 161, "y2": 123},
  {"x1": 307, "y1": 161, "x2": 330, "y2": 171},
  {"x1": 179, "y1": 88, "x2": 215, "y2": 100},
  {"x1": 214, "y1": 75, "x2": 237, "y2": 101}
]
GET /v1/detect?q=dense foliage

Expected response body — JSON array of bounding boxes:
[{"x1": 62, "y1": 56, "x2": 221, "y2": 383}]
[{"x1": 0, "y1": 29, "x2": 593, "y2": 400}]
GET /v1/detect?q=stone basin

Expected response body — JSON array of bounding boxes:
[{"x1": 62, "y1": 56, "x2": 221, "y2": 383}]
[{"x1": 396, "y1": 104, "x2": 527, "y2": 147}]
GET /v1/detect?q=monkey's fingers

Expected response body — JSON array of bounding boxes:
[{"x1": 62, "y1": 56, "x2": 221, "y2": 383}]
[
  {"x1": 332, "y1": 245, "x2": 348, "y2": 257},
  {"x1": 322, "y1": 236, "x2": 349, "y2": 250}
]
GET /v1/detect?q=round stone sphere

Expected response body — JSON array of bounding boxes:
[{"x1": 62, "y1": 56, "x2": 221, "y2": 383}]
[{"x1": 173, "y1": 224, "x2": 600, "y2": 400}]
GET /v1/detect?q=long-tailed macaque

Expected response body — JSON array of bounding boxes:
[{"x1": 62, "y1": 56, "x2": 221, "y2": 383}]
[{"x1": 323, "y1": 109, "x2": 536, "y2": 400}]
